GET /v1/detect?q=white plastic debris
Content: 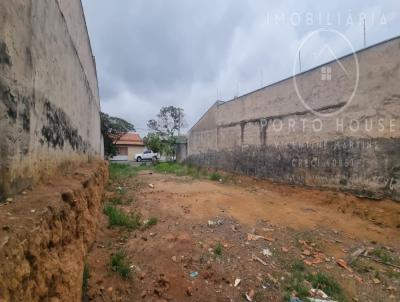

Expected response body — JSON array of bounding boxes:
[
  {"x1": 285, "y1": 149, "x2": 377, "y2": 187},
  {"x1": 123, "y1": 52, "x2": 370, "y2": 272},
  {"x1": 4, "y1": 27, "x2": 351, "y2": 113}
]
[
  {"x1": 234, "y1": 278, "x2": 241, "y2": 287},
  {"x1": 262, "y1": 248, "x2": 272, "y2": 257},
  {"x1": 310, "y1": 288, "x2": 329, "y2": 299}
]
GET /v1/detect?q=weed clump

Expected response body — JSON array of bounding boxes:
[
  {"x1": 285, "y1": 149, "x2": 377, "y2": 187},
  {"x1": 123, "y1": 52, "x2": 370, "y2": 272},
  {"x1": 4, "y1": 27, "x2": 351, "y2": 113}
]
[
  {"x1": 110, "y1": 251, "x2": 131, "y2": 279},
  {"x1": 283, "y1": 260, "x2": 346, "y2": 302},
  {"x1": 103, "y1": 205, "x2": 140, "y2": 229},
  {"x1": 209, "y1": 172, "x2": 222, "y2": 181},
  {"x1": 214, "y1": 242, "x2": 223, "y2": 256}
]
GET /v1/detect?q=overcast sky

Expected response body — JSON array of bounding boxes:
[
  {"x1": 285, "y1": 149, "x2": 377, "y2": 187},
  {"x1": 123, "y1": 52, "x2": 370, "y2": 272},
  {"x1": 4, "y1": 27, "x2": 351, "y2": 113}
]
[{"x1": 82, "y1": 1, "x2": 400, "y2": 136}]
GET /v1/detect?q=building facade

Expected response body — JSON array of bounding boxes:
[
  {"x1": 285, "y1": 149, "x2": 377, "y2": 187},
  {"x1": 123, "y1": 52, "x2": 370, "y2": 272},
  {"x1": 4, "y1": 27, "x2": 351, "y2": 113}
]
[{"x1": 112, "y1": 133, "x2": 145, "y2": 161}]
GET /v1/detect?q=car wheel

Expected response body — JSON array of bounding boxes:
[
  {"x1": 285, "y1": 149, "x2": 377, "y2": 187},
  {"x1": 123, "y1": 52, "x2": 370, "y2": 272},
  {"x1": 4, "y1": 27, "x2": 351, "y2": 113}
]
[{"x1": 137, "y1": 157, "x2": 142, "y2": 162}]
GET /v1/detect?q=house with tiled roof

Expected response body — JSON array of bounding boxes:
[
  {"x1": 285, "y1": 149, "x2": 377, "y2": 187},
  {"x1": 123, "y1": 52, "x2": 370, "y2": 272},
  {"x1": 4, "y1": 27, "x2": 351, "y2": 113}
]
[{"x1": 112, "y1": 132, "x2": 145, "y2": 161}]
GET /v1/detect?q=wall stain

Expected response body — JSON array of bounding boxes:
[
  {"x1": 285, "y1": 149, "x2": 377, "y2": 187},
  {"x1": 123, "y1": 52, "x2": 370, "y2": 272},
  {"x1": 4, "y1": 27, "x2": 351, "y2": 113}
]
[
  {"x1": 41, "y1": 100, "x2": 88, "y2": 152},
  {"x1": 0, "y1": 80, "x2": 17, "y2": 121},
  {"x1": 0, "y1": 41, "x2": 11, "y2": 66}
]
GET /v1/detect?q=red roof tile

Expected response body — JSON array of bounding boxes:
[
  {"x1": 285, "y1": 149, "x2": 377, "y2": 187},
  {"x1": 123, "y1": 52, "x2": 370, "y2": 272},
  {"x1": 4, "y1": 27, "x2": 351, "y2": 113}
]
[{"x1": 115, "y1": 133, "x2": 144, "y2": 146}]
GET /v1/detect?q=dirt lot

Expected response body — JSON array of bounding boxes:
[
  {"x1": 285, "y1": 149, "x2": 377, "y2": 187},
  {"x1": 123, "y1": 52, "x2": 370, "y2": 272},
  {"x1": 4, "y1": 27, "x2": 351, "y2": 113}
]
[{"x1": 85, "y1": 164, "x2": 400, "y2": 302}]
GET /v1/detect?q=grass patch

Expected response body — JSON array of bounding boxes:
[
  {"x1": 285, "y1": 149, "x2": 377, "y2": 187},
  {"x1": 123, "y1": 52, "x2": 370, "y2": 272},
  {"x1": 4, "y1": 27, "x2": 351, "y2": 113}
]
[
  {"x1": 307, "y1": 272, "x2": 344, "y2": 301},
  {"x1": 103, "y1": 205, "x2": 140, "y2": 229},
  {"x1": 109, "y1": 163, "x2": 152, "y2": 181},
  {"x1": 214, "y1": 242, "x2": 223, "y2": 256},
  {"x1": 283, "y1": 260, "x2": 346, "y2": 302},
  {"x1": 154, "y1": 163, "x2": 212, "y2": 179},
  {"x1": 142, "y1": 217, "x2": 158, "y2": 229},
  {"x1": 371, "y1": 247, "x2": 395, "y2": 264},
  {"x1": 110, "y1": 251, "x2": 131, "y2": 279},
  {"x1": 152, "y1": 163, "x2": 229, "y2": 182},
  {"x1": 82, "y1": 262, "x2": 90, "y2": 300}
]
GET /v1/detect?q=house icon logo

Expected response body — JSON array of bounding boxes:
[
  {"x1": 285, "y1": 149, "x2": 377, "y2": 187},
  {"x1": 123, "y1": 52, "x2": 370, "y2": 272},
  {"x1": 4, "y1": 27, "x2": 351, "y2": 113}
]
[{"x1": 292, "y1": 29, "x2": 359, "y2": 117}]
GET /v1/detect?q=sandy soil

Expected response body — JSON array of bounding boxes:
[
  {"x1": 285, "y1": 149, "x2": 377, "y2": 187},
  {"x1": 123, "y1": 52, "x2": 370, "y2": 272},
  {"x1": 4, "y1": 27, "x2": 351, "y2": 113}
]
[{"x1": 86, "y1": 170, "x2": 400, "y2": 302}]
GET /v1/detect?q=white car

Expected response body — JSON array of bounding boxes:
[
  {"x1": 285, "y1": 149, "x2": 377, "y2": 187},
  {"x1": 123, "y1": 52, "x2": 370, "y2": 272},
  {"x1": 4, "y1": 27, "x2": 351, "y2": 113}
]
[{"x1": 135, "y1": 150, "x2": 158, "y2": 162}]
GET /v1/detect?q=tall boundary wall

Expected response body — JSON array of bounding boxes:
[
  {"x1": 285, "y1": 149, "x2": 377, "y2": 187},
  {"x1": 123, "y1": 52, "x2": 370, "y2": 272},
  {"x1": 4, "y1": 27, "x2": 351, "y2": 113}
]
[
  {"x1": 0, "y1": 0, "x2": 102, "y2": 199},
  {"x1": 187, "y1": 36, "x2": 400, "y2": 201}
]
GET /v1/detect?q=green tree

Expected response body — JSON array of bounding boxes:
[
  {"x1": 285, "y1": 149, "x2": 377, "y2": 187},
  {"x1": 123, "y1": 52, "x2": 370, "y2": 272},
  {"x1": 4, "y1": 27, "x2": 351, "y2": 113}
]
[
  {"x1": 147, "y1": 106, "x2": 186, "y2": 137},
  {"x1": 147, "y1": 106, "x2": 186, "y2": 160},
  {"x1": 100, "y1": 112, "x2": 135, "y2": 157},
  {"x1": 143, "y1": 133, "x2": 163, "y2": 154}
]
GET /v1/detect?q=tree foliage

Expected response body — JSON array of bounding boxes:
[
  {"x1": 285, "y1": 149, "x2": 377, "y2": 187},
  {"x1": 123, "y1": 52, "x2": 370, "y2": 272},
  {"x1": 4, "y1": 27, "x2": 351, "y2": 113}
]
[
  {"x1": 143, "y1": 133, "x2": 163, "y2": 154},
  {"x1": 100, "y1": 112, "x2": 135, "y2": 157},
  {"x1": 146, "y1": 106, "x2": 186, "y2": 160},
  {"x1": 147, "y1": 106, "x2": 186, "y2": 137}
]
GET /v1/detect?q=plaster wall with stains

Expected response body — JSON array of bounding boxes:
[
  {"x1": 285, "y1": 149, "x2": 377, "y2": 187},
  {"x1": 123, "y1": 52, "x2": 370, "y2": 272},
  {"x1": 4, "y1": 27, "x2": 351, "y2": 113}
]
[
  {"x1": 0, "y1": 0, "x2": 102, "y2": 199},
  {"x1": 187, "y1": 37, "x2": 400, "y2": 200}
]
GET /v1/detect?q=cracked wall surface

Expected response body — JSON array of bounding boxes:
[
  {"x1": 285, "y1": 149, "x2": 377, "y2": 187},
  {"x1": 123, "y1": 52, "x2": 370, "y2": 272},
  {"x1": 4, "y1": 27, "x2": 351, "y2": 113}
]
[
  {"x1": 187, "y1": 37, "x2": 400, "y2": 201},
  {"x1": 0, "y1": 0, "x2": 102, "y2": 199}
]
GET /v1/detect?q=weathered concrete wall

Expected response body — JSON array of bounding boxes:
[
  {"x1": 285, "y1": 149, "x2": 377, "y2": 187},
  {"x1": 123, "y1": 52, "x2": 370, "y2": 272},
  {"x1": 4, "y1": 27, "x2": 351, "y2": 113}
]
[
  {"x1": 0, "y1": 0, "x2": 102, "y2": 199},
  {"x1": 176, "y1": 143, "x2": 188, "y2": 163},
  {"x1": 187, "y1": 37, "x2": 400, "y2": 200}
]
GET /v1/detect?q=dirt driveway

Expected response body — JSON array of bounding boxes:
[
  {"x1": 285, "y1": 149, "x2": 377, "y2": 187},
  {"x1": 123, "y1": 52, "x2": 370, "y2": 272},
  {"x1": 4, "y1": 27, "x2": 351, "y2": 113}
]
[{"x1": 86, "y1": 165, "x2": 400, "y2": 302}]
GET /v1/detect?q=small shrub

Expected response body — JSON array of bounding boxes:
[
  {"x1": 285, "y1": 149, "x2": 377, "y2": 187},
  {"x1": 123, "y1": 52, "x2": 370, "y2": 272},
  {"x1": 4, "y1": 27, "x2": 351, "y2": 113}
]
[
  {"x1": 103, "y1": 205, "x2": 140, "y2": 229},
  {"x1": 214, "y1": 242, "x2": 223, "y2": 256},
  {"x1": 209, "y1": 172, "x2": 222, "y2": 181},
  {"x1": 110, "y1": 251, "x2": 131, "y2": 279}
]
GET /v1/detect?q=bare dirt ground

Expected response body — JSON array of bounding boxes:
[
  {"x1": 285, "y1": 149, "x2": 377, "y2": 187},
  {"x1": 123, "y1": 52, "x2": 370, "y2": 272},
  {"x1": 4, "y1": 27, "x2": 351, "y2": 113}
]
[{"x1": 86, "y1": 166, "x2": 400, "y2": 302}]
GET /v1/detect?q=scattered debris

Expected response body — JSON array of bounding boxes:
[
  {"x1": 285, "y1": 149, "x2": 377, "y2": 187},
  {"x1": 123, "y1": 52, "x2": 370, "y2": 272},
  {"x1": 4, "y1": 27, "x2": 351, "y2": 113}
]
[
  {"x1": 245, "y1": 289, "x2": 255, "y2": 301},
  {"x1": 252, "y1": 254, "x2": 267, "y2": 266},
  {"x1": 234, "y1": 278, "x2": 241, "y2": 287},
  {"x1": 186, "y1": 286, "x2": 193, "y2": 296},
  {"x1": 262, "y1": 248, "x2": 272, "y2": 257},
  {"x1": 189, "y1": 271, "x2": 199, "y2": 278},
  {"x1": 247, "y1": 233, "x2": 273, "y2": 242},
  {"x1": 208, "y1": 220, "x2": 216, "y2": 227},
  {"x1": 208, "y1": 218, "x2": 224, "y2": 227},
  {"x1": 336, "y1": 258, "x2": 353, "y2": 272},
  {"x1": 310, "y1": 288, "x2": 328, "y2": 299},
  {"x1": 349, "y1": 247, "x2": 366, "y2": 264},
  {"x1": 148, "y1": 184, "x2": 154, "y2": 189}
]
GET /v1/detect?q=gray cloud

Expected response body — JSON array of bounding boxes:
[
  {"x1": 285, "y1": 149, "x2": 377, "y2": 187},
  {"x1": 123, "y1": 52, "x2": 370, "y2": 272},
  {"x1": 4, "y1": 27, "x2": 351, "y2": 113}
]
[{"x1": 83, "y1": 0, "x2": 400, "y2": 136}]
